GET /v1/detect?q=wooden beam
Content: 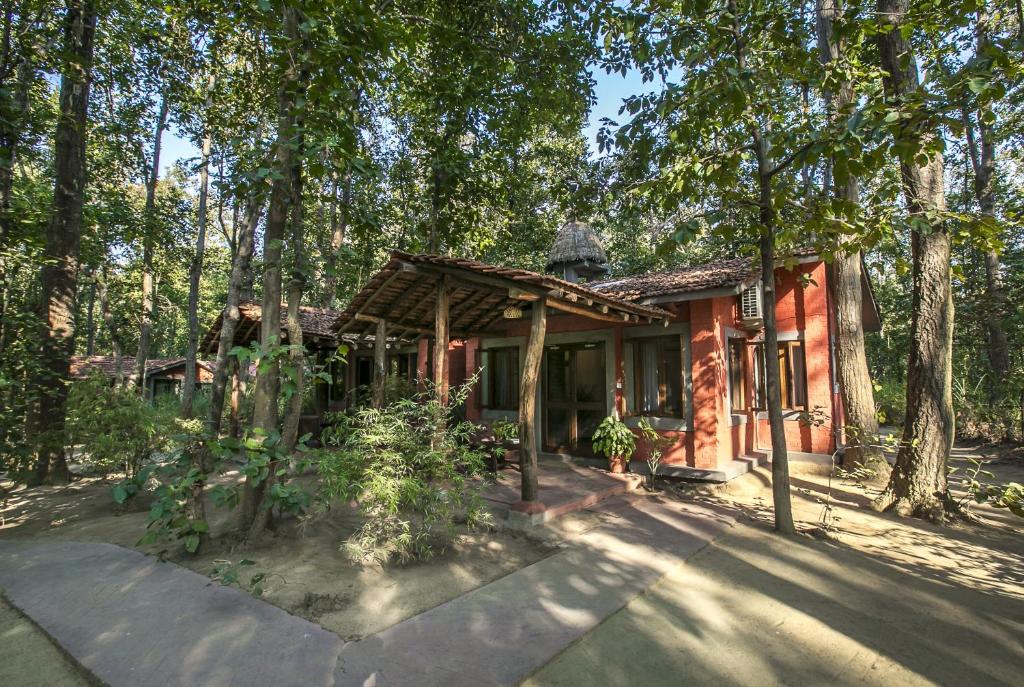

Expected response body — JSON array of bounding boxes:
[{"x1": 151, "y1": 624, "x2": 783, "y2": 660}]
[
  {"x1": 519, "y1": 300, "x2": 547, "y2": 503},
  {"x1": 412, "y1": 262, "x2": 548, "y2": 301},
  {"x1": 372, "y1": 318, "x2": 387, "y2": 408},
  {"x1": 545, "y1": 298, "x2": 626, "y2": 323},
  {"x1": 358, "y1": 270, "x2": 407, "y2": 316},
  {"x1": 433, "y1": 275, "x2": 450, "y2": 404}
]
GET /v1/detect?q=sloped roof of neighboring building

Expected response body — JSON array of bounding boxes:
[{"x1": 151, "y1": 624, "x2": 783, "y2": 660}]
[{"x1": 70, "y1": 356, "x2": 214, "y2": 380}]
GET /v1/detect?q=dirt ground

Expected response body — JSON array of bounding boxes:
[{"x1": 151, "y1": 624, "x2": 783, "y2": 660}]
[
  {"x1": 524, "y1": 448, "x2": 1024, "y2": 687},
  {"x1": 3, "y1": 447, "x2": 1023, "y2": 686},
  {"x1": 0, "y1": 469, "x2": 556, "y2": 640}
]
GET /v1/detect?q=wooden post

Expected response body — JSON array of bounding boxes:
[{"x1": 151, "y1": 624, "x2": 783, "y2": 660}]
[
  {"x1": 372, "y1": 318, "x2": 387, "y2": 408},
  {"x1": 433, "y1": 276, "x2": 449, "y2": 404},
  {"x1": 519, "y1": 301, "x2": 547, "y2": 503}
]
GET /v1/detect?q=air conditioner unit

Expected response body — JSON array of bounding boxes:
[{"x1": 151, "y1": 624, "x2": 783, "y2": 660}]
[{"x1": 739, "y1": 284, "x2": 764, "y2": 330}]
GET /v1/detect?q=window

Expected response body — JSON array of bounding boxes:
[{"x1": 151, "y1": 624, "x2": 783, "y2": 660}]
[
  {"x1": 728, "y1": 339, "x2": 747, "y2": 412},
  {"x1": 751, "y1": 340, "x2": 807, "y2": 411},
  {"x1": 391, "y1": 352, "x2": 418, "y2": 382},
  {"x1": 481, "y1": 347, "x2": 519, "y2": 410},
  {"x1": 633, "y1": 336, "x2": 683, "y2": 418}
]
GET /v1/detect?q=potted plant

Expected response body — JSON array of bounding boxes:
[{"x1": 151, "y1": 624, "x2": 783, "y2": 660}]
[
  {"x1": 491, "y1": 417, "x2": 519, "y2": 467},
  {"x1": 592, "y1": 415, "x2": 636, "y2": 474}
]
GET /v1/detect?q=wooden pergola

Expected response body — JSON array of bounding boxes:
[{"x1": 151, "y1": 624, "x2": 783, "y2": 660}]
[{"x1": 336, "y1": 251, "x2": 672, "y2": 510}]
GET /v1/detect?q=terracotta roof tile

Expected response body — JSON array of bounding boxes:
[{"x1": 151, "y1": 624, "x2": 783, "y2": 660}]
[
  {"x1": 590, "y1": 257, "x2": 758, "y2": 301},
  {"x1": 69, "y1": 356, "x2": 213, "y2": 380}
]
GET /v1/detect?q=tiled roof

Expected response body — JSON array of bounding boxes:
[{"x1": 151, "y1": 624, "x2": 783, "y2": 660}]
[
  {"x1": 590, "y1": 257, "x2": 758, "y2": 301},
  {"x1": 69, "y1": 356, "x2": 213, "y2": 380},
  {"x1": 236, "y1": 302, "x2": 344, "y2": 340},
  {"x1": 591, "y1": 249, "x2": 821, "y2": 302},
  {"x1": 200, "y1": 301, "x2": 344, "y2": 353}
]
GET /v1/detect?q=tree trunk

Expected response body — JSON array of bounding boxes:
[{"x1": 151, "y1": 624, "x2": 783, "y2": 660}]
[
  {"x1": 757, "y1": 156, "x2": 795, "y2": 535},
  {"x1": 132, "y1": 92, "x2": 169, "y2": 391},
  {"x1": 182, "y1": 92, "x2": 214, "y2": 419},
  {"x1": 873, "y1": 0, "x2": 955, "y2": 519},
  {"x1": 238, "y1": 4, "x2": 301, "y2": 535},
  {"x1": 816, "y1": 0, "x2": 885, "y2": 474},
  {"x1": 728, "y1": 0, "x2": 794, "y2": 533},
  {"x1": 84, "y1": 269, "x2": 96, "y2": 355},
  {"x1": 0, "y1": 34, "x2": 35, "y2": 313},
  {"x1": 278, "y1": 71, "x2": 307, "y2": 459},
  {"x1": 31, "y1": 0, "x2": 96, "y2": 485},
  {"x1": 97, "y1": 265, "x2": 122, "y2": 362},
  {"x1": 968, "y1": 9, "x2": 1009, "y2": 381},
  {"x1": 186, "y1": 196, "x2": 262, "y2": 546}
]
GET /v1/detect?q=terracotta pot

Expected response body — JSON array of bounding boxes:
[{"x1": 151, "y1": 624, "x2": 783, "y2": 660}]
[{"x1": 608, "y1": 455, "x2": 627, "y2": 473}]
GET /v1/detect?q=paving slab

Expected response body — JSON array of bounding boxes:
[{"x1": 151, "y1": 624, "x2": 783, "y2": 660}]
[
  {"x1": 0, "y1": 540, "x2": 344, "y2": 687},
  {"x1": 481, "y1": 460, "x2": 641, "y2": 525},
  {"x1": 334, "y1": 495, "x2": 735, "y2": 687}
]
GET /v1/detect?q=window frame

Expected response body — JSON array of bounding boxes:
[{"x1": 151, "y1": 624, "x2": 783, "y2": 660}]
[
  {"x1": 482, "y1": 345, "x2": 519, "y2": 411},
  {"x1": 750, "y1": 340, "x2": 807, "y2": 412},
  {"x1": 631, "y1": 334, "x2": 685, "y2": 419},
  {"x1": 728, "y1": 338, "x2": 748, "y2": 412}
]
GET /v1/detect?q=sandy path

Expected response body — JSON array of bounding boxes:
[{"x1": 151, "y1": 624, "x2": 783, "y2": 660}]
[{"x1": 524, "y1": 460, "x2": 1024, "y2": 686}]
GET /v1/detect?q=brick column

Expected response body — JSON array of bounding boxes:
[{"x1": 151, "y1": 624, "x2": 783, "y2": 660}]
[{"x1": 689, "y1": 297, "x2": 732, "y2": 470}]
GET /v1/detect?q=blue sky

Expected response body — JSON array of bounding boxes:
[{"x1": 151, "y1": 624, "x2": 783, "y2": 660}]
[{"x1": 159, "y1": 67, "x2": 651, "y2": 175}]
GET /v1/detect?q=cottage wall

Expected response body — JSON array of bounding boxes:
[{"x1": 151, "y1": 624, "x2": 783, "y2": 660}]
[{"x1": 453, "y1": 259, "x2": 839, "y2": 473}]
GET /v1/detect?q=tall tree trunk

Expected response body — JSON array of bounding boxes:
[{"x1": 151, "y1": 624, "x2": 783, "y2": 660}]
[
  {"x1": 965, "y1": 8, "x2": 1009, "y2": 382},
  {"x1": 873, "y1": 0, "x2": 955, "y2": 518},
  {"x1": 0, "y1": 19, "x2": 38, "y2": 357},
  {"x1": 756, "y1": 144, "x2": 795, "y2": 535},
  {"x1": 84, "y1": 268, "x2": 96, "y2": 355},
  {"x1": 816, "y1": 0, "x2": 885, "y2": 473},
  {"x1": 186, "y1": 196, "x2": 261, "y2": 548},
  {"x1": 238, "y1": 5, "x2": 301, "y2": 534},
  {"x1": 728, "y1": 0, "x2": 794, "y2": 533},
  {"x1": 31, "y1": 0, "x2": 96, "y2": 485},
  {"x1": 322, "y1": 167, "x2": 351, "y2": 306},
  {"x1": 132, "y1": 92, "x2": 169, "y2": 391},
  {"x1": 97, "y1": 265, "x2": 121, "y2": 361},
  {"x1": 182, "y1": 82, "x2": 215, "y2": 419}
]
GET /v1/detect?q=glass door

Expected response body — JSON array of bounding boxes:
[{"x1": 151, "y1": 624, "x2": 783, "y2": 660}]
[{"x1": 543, "y1": 342, "x2": 606, "y2": 455}]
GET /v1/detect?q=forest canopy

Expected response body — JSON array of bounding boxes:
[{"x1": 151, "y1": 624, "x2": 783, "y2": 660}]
[{"x1": 1, "y1": 0, "x2": 1022, "y2": 527}]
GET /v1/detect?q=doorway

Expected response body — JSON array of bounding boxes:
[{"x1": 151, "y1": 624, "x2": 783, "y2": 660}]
[{"x1": 543, "y1": 342, "x2": 606, "y2": 455}]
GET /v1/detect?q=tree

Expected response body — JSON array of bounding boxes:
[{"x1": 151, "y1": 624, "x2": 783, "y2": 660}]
[
  {"x1": 815, "y1": 0, "x2": 884, "y2": 472},
  {"x1": 31, "y1": 0, "x2": 96, "y2": 484},
  {"x1": 599, "y1": 0, "x2": 852, "y2": 533},
  {"x1": 872, "y1": 0, "x2": 955, "y2": 517}
]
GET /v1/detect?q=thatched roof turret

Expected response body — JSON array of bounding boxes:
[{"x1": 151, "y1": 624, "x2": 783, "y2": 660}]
[{"x1": 545, "y1": 220, "x2": 609, "y2": 282}]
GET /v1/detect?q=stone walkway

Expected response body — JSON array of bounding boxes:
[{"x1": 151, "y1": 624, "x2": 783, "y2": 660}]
[
  {"x1": 0, "y1": 540, "x2": 343, "y2": 687},
  {"x1": 0, "y1": 495, "x2": 734, "y2": 687}
]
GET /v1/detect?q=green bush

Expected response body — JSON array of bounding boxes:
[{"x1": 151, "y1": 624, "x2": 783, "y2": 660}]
[
  {"x1": 873, "y1": 378, "x2": 906, "y2": 427},
  {"x1": 66, "y1": 373, "x2": 180, "y2": 478},
  {"x1": 315, "y1": 379, "x2": 492, "y2": 564}
]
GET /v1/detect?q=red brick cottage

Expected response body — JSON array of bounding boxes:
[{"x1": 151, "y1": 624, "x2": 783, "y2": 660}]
[{"x1": 335, "y1": 222, "x2": 880, "y2": 503}]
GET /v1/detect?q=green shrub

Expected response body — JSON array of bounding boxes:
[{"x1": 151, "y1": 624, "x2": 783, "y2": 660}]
[
  {"x1": 66, "y1": 373, "x2": 179, "y2": 478},
  {"x1": 637, "y1": 418, "x2": 673, "y2": 488},
  {"x1": 873, "y1": 378, "x2": 906, "y2": 427},
  {"x1": 315, "y1": 379, "x2": 491, "y2": 564}
]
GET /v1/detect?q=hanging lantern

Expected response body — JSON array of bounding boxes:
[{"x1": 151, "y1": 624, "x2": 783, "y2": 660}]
[{"x1": 503, "y1": 305, "x2": 523, "y2": 319}]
